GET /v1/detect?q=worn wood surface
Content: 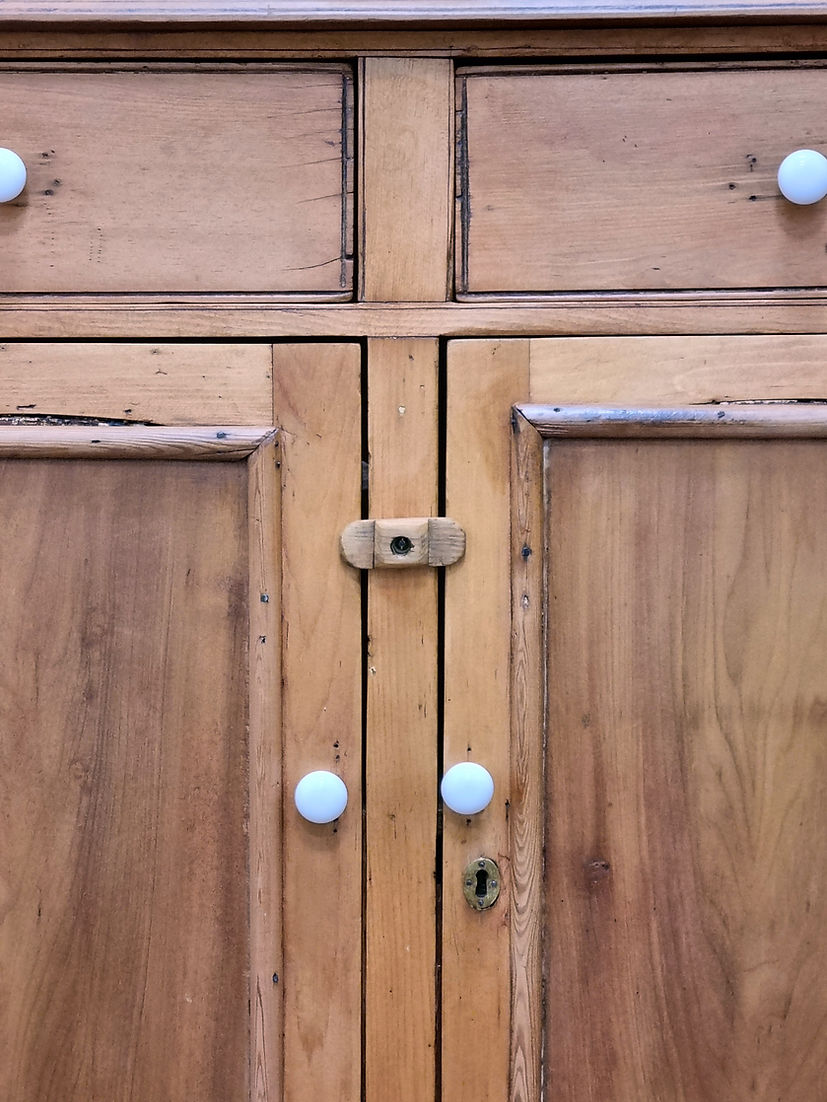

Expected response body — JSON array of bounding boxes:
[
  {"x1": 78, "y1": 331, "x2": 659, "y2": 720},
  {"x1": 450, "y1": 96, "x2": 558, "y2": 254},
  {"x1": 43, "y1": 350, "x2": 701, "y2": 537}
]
[
  {"x1": 521, "y1": 402, "x2": 827, "y2": 436},
  {"x1": 459, "y1": 67, "x2": 827, "y2": 293},
  {"x1": 10, "y1": 299, "x2": 827, "y2": 339},
  {"x1": 274, "y1": 344, "x2": 363, "y2": 1102},
  {"x1": 7, "y1": 25, "x2": 827, "y2": 57},
  {"x1": 0, "y1": 67, "x2": 352, "y2": 294},
  {"x1": 443, "y1": 339, "x2": 530, "y2": 1100},
  {"x1": 0, "y1": 343, "x2": 273, "y2": 425},
  {"x1": 3, "y1": 1, "x2": 827, "y2": 23},
  {"x1": 541, "y1": 434, "x2": 827, "y2": 1098},
  {"x1": 247, "y1": 435, "x2": 282, "y2": 1102},
  {"x1": 508, "y1": 412, "x2": 545, "y2": 1102},
  {"x1": 0, "y1": 424, "x2": 272, "y2": 458},
  {"x1": 528, "y1": 334, "x2": 827, "y2": 404},
  {"x1": 0, "y1": 456, "x2": 251, "y2": 1101},
  {"x1": 365, "y1": 338, "x2": 438, "y2": 1102},
  {"x1": 361, "y1": 58, "x2": 453, "y2": 301},
  {"x1": 341, "y1": 517, "x2": 465, "y2": 569}
]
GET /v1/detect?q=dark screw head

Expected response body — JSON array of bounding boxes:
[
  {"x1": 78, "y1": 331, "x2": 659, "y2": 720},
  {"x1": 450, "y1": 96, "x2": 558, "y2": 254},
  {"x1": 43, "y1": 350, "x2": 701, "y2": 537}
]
[{"x1": 390, "y1": 535, "x2": 414, "y2": 556}]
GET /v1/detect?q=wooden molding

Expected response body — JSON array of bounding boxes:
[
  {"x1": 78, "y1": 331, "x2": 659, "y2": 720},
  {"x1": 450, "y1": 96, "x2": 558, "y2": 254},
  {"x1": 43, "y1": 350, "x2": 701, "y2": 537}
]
[
  {"x1": 518, "y1": 403, "x2": 827, "y2": 437},
  {"x1": 3, "y1": 2, "x2": 827, "y2": 25},
  {"x1": 0, "y1": 425, "x2": 276, "y2": 458}
]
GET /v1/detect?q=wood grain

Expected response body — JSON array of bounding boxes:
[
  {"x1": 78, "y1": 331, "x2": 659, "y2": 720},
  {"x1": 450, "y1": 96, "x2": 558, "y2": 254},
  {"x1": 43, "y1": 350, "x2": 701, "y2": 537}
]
[
  {"x1": 508, "y1": 411, "x2": 545, "y2": 1102},
  {"x1": 0, "y1": 457, "x2": 250, "y2": 1101},
  {"x1": 365, "y1": 338, "x2": 438, "y2": 1102},
  {"x1": 248, "y1": 435, "x2": 282, "y2": 1102},
  {"x1": 361, "y1": 58, "x2": 453, "y2": 301},
  {"x1": 542, "y1": 436, "x2": 827, "y2": 1099},
  {"x1": 0, "y1": 68, "x2": 352, "y2": 294},
  {"x1": 7, "y1": 25, "x2": 827, "y2": 58},
  {"x1": 3, "y1": 1, "x2": 827, "y2": 23},
  {"x1": 0, "y1": 343, "x2": 273, "y2": 425},
  {"x1": 274, "y1": 344, "x2": 363, "y2": 1102},
  {"x1": 10, "y1": 299, "x2": 827, "y2": 340},
  {"x1": 442, "y1": 339, "x2": 530, "y2": 1101},
  {"x1": 0, "y1": 424, "x2": 273, "y2": 458},
  {"x1": 459, "y1": 67, "x2": 827, "y2": 293},
  {"x1": 528, "y1": 334, "x2": 827, "y2": 405},
  {"x1": 519, "y1": 402, "x2": 827, "y2": 436}
]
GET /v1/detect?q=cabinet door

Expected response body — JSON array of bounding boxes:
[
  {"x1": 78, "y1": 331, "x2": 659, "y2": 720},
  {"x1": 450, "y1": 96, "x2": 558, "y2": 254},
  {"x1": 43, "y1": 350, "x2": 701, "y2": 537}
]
[
  {"x1": 444, "y1": 339, "x2": 827, "y2": 1101},
  {"x1": 0, "y1": 342, "x2": 364, "y2": 1102}
]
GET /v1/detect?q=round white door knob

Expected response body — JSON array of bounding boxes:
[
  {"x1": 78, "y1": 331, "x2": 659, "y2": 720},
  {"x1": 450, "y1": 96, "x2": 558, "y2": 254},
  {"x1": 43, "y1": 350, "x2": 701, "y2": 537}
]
[
  {"x1": 777, "y1": 149, "x2": 827, "y2": 205},
  {"x1": 440, "y1": 762, "x2": 494, "y2": 815},
  {"x1": 0, "y1": 148, "x2": 26, "y2": 203},
  {"x1": 294, "y1": 770, "x2": 348, "y2": 824}
]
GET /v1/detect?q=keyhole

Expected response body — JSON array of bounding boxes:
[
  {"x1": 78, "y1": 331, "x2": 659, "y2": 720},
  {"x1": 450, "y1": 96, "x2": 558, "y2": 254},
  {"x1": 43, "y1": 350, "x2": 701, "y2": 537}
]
[{"x1": 475, "y1": 868, "x2": 489, "y2": 900}]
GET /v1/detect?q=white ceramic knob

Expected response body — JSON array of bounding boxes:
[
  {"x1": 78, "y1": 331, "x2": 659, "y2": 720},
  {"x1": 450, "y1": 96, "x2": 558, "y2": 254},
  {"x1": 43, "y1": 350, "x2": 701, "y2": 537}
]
[
  {"x1": 777, "y1": 149, "x2": 827, "y2": 205},
  {"x1": 0, "y1": 148, "x2": 26, "y2": 203},
  {"x1": 441, "y1": 762, "x2": 494, "y2": 815},
  {"x1": 294, "y1": 770, "x2": 348, "y2": 824}
]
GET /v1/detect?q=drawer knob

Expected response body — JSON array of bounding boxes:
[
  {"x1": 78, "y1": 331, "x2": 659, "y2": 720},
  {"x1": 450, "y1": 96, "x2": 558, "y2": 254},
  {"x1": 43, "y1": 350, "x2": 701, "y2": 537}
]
[
  {"x1": 441, "y1": 762, "x2": 494, "y2": 815},
  {"x1": 294, "y1": 770, "x2": 348, "y2": 824},
  {"x1": 0, "y1": 148, "x2": 27, "y2": 202},
  {"x1": 777, "y1": 149, "x2": 827, "y2": 205}
]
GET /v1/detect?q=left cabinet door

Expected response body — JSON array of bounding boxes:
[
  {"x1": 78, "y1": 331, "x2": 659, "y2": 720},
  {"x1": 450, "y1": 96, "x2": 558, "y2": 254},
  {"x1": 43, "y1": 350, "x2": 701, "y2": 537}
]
[{"x1": 0, "y1": 342, "x2": 364, "y2": 1102}]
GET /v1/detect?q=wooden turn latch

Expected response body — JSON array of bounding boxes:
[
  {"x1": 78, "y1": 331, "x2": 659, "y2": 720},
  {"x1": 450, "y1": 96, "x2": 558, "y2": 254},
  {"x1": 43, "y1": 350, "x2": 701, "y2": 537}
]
[{"x1": 340, "y1": 517, "x2": 466, "y2": 569}]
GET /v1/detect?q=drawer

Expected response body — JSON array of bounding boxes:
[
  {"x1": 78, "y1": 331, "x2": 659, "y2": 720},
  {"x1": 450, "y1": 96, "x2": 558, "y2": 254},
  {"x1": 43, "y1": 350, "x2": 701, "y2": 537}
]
[
  {"x1": 457, "y1": 66, "x2": 827, "y2": 294},
  {"x1": 0, "y1": 66, "x2": 353, "y2": 296}
]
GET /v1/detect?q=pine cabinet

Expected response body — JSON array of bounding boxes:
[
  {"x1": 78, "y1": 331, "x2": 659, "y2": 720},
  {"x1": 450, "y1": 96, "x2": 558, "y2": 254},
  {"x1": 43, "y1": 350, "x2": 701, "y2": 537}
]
[{"x1": 0, "y1": 10, "x2": 826, "y2": 1101}]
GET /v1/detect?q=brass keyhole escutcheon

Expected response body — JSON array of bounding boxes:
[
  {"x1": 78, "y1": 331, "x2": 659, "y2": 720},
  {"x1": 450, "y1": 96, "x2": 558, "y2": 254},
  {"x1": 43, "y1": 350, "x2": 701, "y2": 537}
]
[{"x1": 462, "y1": 857, "x2": 501, "y2": 911}]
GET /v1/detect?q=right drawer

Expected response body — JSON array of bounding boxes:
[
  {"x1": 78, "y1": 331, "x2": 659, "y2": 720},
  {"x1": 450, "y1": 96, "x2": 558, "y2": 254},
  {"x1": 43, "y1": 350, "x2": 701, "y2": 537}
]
[{"x1": 457, "y1": 66, "x2": 827, "y2": 295}]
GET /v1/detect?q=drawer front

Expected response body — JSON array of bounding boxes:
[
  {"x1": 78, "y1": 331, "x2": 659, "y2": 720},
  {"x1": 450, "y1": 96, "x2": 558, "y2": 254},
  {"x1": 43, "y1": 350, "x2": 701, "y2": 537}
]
[
  {"x1": 0, "y1": 67, "x2": 353, "y2": 295},
  {"x1": 457, "y1": 66, "x2": 827, "y2": 294}
]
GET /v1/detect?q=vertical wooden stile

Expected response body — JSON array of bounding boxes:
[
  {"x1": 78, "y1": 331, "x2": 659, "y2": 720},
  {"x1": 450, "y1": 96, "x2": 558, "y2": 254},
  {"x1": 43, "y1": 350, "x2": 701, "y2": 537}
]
[
  {"x1": 274, "y1": 345, "x2": 363, "y2": 1102},
  {"x1": 508, "y1": 412, "x2": 545, "y2": 1102},
  {"x1": 443, "y1": 340, "x2": 531, "y2": 1100},
  {"x1": 248, "y1": 434, "x2": 282, "y2": 1102},
  {"x1": 365, "y1": 337, "x2": 439, "y2": 1102},
  {"x1": 361, "y1": 57, "x2": 454, "y2": 302}
]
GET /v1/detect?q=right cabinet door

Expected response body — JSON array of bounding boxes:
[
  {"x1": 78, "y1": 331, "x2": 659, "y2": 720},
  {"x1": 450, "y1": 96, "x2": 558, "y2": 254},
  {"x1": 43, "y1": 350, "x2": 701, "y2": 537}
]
[{"x1": 443, "y1": 337, "x2": 827, "y2": 1102}]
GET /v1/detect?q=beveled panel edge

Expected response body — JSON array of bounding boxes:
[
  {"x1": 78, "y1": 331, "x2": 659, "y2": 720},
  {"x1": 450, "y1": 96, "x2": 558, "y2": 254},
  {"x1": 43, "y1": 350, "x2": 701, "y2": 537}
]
[
  {"x1": 518, "y1": 402, "x2": 827, "y2": 436},
  {"x1": 0, "y1": 424, "x2": 277, "y2": 458}
]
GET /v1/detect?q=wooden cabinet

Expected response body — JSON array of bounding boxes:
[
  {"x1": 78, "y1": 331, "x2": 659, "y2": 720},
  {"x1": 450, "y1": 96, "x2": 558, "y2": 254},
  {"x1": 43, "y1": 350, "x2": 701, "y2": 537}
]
[{"x1": 0, "y1": 12, "x2": 826, "y2": 1102}]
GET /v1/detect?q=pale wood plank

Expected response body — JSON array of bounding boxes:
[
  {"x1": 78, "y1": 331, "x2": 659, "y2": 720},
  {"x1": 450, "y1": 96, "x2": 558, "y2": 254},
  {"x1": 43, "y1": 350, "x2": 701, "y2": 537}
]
[
  {"x1": 459, "y1": 67, "x2": 827, "y2": 293},
  {"x1": 248, "y1": 435, "x2": 282, "y2": 1102},
  {"x1": 442, "y1": 339, "x2": 530, "y2": 1101},
  {"x1": 0, "y1": 424, "x2": 272, "y2": 458},
  {"x1": 365, "y1": 338, "x2": 438, "y2": 1102},
  {"x1": 361, "y1": 58, "x2": 453, "y2": 301},
  {"x1": 10, "y1": 300, "x2": 827, "y2": 340},
  {"x1": 3, "y1": 1, "x2": 827, "y2": 22},
  {"x1": 543, "y1": 437, "x2": 827, "y2": 1098},
  {"x1": 0, "y1": 343, "x2": 273, "y2": 425},
  {"x1": 529, "y1": 334, "x2": 827, "y2": 405},
  {"x1": 0, "y1": 69, "x2": 352, "y2": 294},
  {"x1": 508, "y1": 411, "x2": 545, "y2": 1102},
  {"x1": 0, "y1": 459, "x2": 250, "y2": 1100},
  {"x1": 274, "y1": 344, "x2": 363, "y2": 1102}
]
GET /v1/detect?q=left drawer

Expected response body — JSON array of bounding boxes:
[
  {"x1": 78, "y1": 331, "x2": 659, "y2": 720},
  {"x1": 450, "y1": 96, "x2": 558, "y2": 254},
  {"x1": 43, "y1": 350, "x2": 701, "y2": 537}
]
[{"x1": 0, "y1": 65, "x2": 354, "y2": 296}]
